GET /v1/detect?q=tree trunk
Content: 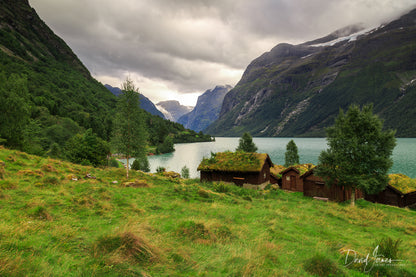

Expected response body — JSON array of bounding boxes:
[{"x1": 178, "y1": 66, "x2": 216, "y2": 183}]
[
  {"x1": 126, "y1": 156, "x2": 129, "y2": 179},
  {"x1": 351, "y1": 187, "x2": 356, "y2": 206}
]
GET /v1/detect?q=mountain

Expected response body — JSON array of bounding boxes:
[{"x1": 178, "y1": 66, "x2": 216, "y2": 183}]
[
  {"x1": 104, "y1": 84, "x2": 165, "y2": 119},
  {"x1": 178, "y1": 85, "x2": 232, "y2": 132},
  {"x1": 206, "y1": 8, "x2": 416, "y2": 137},
  {"x1": 0, "y1": 0, "x2": 211, "y2": 157},
  {"x1": 0, "y1": 0, "x2": 116, "y2": 145},
  {"x1": 156, "y1": 100, "x2": 193, "y2": 122}
]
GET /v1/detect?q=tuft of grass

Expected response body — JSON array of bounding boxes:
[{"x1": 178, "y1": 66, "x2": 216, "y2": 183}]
[
  {"x1": 373, "y1": 236, "x2": 402, "y2": 260},
  {"x1": 303, "y1": 253, "x2": 345, "y2": 277},
  {"x1": 95, "y1": 231, "x2": 158, "y2": 265}
]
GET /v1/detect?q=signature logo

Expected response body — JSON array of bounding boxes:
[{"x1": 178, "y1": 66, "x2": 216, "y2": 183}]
[{"x1": 341, "y1": 246, "x2": 405, "y2": 273}]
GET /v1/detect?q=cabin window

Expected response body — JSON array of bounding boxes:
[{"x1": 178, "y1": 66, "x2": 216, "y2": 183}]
[
  {"x1": 286, "y1": 176, "x2": 291, "y2": 181},
  {"x1": 264, "y1": 173, "x2": 267, "y2": 180}
]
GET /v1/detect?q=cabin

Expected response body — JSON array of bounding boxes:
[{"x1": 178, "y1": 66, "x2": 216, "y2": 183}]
[
  {"x1": 197, "y1": 152, "x2": 273, "y2": 188},
  {"x1": 364, "y1": 174, "x2": 416, "y2": 208},
  {"x1": 281, "y1": 167, "x2": 303, "y2": 192},
  {"x1": 280, "y1": 164, "x2": 314, "y2": 192},
  {"x1": 301, "y1": 169, "x2": 363, "y2": 202}
]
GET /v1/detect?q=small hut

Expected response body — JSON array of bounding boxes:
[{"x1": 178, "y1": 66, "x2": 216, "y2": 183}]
[
  {"x1": 280, "y1": 164, "x2": 314, "y2": 192},
  {"x1": 365, "y1": 174, "x2": 416, "y2": 208},
  {"x1": 301, "y1": 169, "x2": 363, "y2": 202},
  {"x1": 281, "y1": 167, "x2": 303, "y2": 192},
  {"x1": 197, "y1": 152, "x2": 273, "y2": 188}
]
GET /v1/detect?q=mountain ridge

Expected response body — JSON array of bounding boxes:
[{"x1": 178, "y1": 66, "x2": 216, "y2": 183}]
[
  {"x1": 178, "y1": 85, "x2": 232, "y2": 132},
  {"x1": 206, "y1": 8, "x2": 416, "y2": 137}
]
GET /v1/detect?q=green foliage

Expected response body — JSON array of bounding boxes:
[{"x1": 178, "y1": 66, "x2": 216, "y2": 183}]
[
  {"x1": 156, "y1": 166, "x2": 166, "y2": 173},
  {"x1": 373, "y1": 237, "x2": 402, "y2": 260},
  {"x1": 181, "y1": 165, "x2": 190, "y2": 179},
  {"x1": 111, "y1": 78, "x2": 148, "y2": 177},
  {"x1": 65, "y1": 129, "x2": 110, "y2": 167},
  {"x1": 108, "y1": 158, "x2": 120, "y2": 168},
  {"x1": 131, "y1": 156, "x2": 150, "y2": 172},
  {"x1": 285, "y1": 139, "x2": 300, "y2": 167},
  {"x1": 0, "y1": 73, "x2": 30, "y2": 149},
  {"x1": 236, "y1": 132, "x2": 258, "y2": 152},
  {"x1": 157, "y1": 135, "x2": 175, "y2": 154},
  {"x1": 316, "y1": 104, "x2": 396, "y2": 203},
  {"x1": 303, "y1": 254, "x2": 345, "y2": 277}
]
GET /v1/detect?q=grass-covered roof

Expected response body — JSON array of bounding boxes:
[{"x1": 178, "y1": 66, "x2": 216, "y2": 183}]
[
  {"x1": 389, "y1": 174, "x2": 416, "y2": 194},
  {"x1": 197, "y1": 151, "x2": 271, "y2": 173}
]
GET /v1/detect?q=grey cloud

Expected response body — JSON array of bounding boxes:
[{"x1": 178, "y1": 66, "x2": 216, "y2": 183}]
[{"x1": 30, "y1": 0, "x2": 415, "y2": 96}]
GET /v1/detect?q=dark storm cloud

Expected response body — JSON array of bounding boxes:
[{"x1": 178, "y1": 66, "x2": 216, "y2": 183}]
[{"x1": 29, "y1": 0, "x2": 415, "y2": 104}]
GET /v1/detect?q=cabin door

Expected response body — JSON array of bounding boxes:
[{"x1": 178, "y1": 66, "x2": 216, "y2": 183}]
[{"x1": 290, "y1": 175, "x2": 296, "y2": 190}]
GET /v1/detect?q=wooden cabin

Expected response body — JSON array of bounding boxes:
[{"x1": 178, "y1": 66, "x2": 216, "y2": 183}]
[
  {"x1": 301, "y1": 169, "x2": 363, "y2": 202},
  {"x1": 281, "y1": 167, "x2": 303, "y2": 192},
  {"x1": 280, "y1": 164, "x2": 314, "y2": 192},
  {"x1": 197, "y1": 152, "x2": 273, "y2": 188}
]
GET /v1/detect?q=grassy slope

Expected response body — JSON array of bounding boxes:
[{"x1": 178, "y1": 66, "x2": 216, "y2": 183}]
[{"x1": 0, "y1": 147, "x2": 415, "y2": 276}]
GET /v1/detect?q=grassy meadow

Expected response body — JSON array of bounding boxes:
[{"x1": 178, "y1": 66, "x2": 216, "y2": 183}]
[{"x1": 0, "y1": 146, "x2": 415, "y2": 276}]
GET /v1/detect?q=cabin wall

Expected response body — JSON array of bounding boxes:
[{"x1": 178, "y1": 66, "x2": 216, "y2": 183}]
[
  {"x1": 365, "y1": 186, "x2": 404, "y2": 207},
  {"x1": 303, "y1": 174, "x2": 363, "y2": 202}
]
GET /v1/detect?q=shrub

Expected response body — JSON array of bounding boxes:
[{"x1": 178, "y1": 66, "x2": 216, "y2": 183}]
[
  {"x1": 303, "y1": 253, "x2": 344, "y2": 277},
  {"x1": 131, "y1": 156, "x2": 150, "y2": 172},
  {"x1": 373, "y1": 237, "x2": 402, "y2": 260},
  {"x1": 198, "y1": 189, "x2": 210, "y2": 198},
  {"x1": 181, "y1": 165, "x2": 190, "y2": 179},
  {"x1": 156, "y1": 166, "x2": 166, "y2": 173},
  {"x1": 108, "y1": 158, "x2": 119, "y2": 168},
  {"x1": 214, "y1": 182, "x2": 231, "y2": 193}
]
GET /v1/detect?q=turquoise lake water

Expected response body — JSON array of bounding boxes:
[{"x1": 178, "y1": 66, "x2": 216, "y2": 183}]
[{"x1": 146, "y1": 137, "x2": 416, "y2": 179}]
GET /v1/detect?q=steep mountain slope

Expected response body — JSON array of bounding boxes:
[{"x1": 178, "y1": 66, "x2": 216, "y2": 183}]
[
  {"x1": 0, "y1": 0, "x2": 211, "y2": 157},
  {"x1": 105, "y1": 84, "x2": 165, "y2": 119},
  {"x1": 0, "y1": 0, "x2": 116, "y2": 144},
  {"x1": 178, "y1": 85, "x2": 232, "y2": 132},
  {"x1": 156, "y1": 100, "x2": 193, "y2": 122},
  {"x1": 206, "y1": 8, "x2": 416, "y2": 137}
]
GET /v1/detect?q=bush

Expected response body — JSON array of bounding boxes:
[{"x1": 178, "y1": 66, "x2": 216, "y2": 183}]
[
  {"x1": 214, "y1": 182, "x2": 231, "y2": 193},
  {"x1": 131, "y1": 156, "x2": 150, "y2": 172},
  {"x1": 373, "y1": 237, "x2": 402, "y2": 260},
  {"x1": 108, "y1": 158, "x2": 119, "y2": 168},
  {"x1": 156, "y1": 166, "x2": 166, "y2": 173},
  {"x1": 181, "y1": 166, "x2": 190, "y2": 179},
  {"x1": 303, "y1": 254, "x2": 344, "y2": 277}
]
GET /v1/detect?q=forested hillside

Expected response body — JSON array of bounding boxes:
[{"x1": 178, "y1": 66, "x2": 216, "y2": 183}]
[{"x1": 0, "y1": 0, "x2": 211, "y2": 163}]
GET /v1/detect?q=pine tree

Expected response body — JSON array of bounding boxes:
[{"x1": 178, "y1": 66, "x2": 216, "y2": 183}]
[
  {"x1": 315, "y1": 104, "x2": 396, "y2": 206},
  {"x1": 236, "y1": 132, "x2": 258, "y2": 152},
  {"x1": 111, "y1": 77, "x2": 148, "y2": 178},
  {"x1": 285, "y1": 140, "x2": 299, "y2": 167}
]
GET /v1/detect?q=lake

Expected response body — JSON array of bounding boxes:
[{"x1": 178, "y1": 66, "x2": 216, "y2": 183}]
[{"x1": 144, "y1": 137, "x2": 416, "y2": 178}]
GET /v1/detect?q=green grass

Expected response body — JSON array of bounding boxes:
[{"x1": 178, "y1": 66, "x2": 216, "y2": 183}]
[{"x1": 0, "y1": 146, "x2": 415, "y2": 276}]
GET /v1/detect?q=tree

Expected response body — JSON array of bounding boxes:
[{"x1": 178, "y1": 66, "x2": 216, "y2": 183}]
[
  {"x1": 285, "y1": 139, "x2": 300, "y2": 167},
  {"x1": 236, "y1": 132, "x2": 258, "y2": 152},
  {"x1": 0, "y1": 73, "x2": 30, "y2": 149},
  {"x1": 65, "y1": 129, "x2": 109, "y2": 166},
  {"x1": 157, "y1": 135, "x2": 175, "y2": 154},
  {"x1": 111, "y1": 77, "x2": 148, "y2": 178},
  {"x1": 131, "y1": 156, "x2": 150, "y2": 172},
  {"x1": 315, "y1": 104, "x2": 396, "y2": 206}
]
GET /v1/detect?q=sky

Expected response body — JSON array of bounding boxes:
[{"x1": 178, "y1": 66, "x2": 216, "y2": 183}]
[{"x1": 30, "y1": 0, "x2": 415, "y2": 106}]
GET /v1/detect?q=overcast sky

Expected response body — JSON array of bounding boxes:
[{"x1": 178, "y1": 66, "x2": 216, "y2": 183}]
[{"x1": 30, "y1": 0, "x2": 415, "y2": 106}]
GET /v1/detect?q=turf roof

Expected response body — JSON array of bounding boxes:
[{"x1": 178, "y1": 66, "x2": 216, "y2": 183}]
[{"x1": 197, "y1": 151, "x2": 271, "y2": 172}]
